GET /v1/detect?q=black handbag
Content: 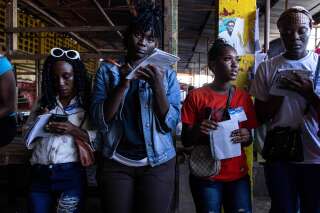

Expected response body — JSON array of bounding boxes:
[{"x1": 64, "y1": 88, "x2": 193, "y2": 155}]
[
  {"x1": 189, "y1": 87, "x2": 233, "y2": 177},
  {"x1": 262, "y1": 127, "x2": 303, "y2": 162}
]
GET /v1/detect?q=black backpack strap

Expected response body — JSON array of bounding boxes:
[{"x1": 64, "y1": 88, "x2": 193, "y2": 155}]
[{"x1": 222, "y1": 86, "x2": 234, "y2": 120}]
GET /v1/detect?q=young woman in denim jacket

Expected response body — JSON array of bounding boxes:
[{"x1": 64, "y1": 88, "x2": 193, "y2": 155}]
[
  {"x1": 91, "y1": 5, "x2": 180, "y2": 213},
  {"x1": 24, "y1": 48, "x2": 96, "y2": 213},
  {"x1": 181, "y1": 39, "x2": 257, "y2": 213}
]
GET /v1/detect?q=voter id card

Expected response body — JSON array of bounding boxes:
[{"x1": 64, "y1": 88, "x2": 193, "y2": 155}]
[{"x1": 228, "y1": 107, "x2": 247, "y2": 122}]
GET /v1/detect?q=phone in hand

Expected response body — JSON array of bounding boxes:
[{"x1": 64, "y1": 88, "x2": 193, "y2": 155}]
[
  {"x1": 44, "y1": 114, "x2": 68, "y2": 132},
  {"x1": 49, "y1": 114, "x2": 68, "y2": 123}
]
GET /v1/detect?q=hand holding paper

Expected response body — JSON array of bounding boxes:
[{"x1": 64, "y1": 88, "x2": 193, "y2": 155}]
[
  {"x1": 126, "y1": 48, "x2": 180, "y2": 80},
  {"x1": 210, "y1": 119, "x2": 241, "y2": 160},
  {"x1": 269, "y1": 68, "x2": 312, "y2": 97}
]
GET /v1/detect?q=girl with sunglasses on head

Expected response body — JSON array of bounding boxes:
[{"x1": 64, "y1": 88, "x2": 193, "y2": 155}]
[
  {"x1": 181, "y1": 38, "x2": 257, "y2": 213},
  {"x1": 23, "y1": 48, "x2": 97, "y2": 213}
]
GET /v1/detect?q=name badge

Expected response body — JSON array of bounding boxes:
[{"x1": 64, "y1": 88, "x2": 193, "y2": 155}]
[{"x1": 228, "y1": 107, "x2": 247, "y2": 122}]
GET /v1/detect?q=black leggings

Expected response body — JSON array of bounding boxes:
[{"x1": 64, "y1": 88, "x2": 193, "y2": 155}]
[
  {"x1": 98, "y1": 158, "x2": 176, "y2": 213},
  {"x1": 0, "y1": 115, "x2": 17, "y2": 147}
]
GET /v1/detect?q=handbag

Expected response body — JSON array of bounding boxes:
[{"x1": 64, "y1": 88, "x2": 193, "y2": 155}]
[
  {"x1": 189, "y1": 87, "x2": 233, "y2": 177},
  {"x1": 75, "y1": 137, "x2": 95, "y2": 167},
  {"x1": 75, "y1": 113, "x2": 95, "y2": 167},
  {"x1": 262, "y1": 127, "x2": 303, "y2": 162}
]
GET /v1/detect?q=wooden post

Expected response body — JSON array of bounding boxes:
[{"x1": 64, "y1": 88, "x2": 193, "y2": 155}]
[
  {"x1": 264, "y1": 0, "x2": 270, "y2": 53},
  {"x1": 285, "y1": 0, "x2": 289, "y2": 10},
  {"x1": 35, "y1": 59, "x2": 41, "y2": 98},
  {"x1": 164, "y1": 0, "x2": 178, "y2": 69},
  {"x1": 5, "y1": 0, "x2": 17, "y2": 54}
]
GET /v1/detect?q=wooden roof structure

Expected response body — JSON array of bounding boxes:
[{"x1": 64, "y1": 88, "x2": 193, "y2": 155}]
[{"x1": 4, "y1": 0, "x2": 320, "y2": 73}]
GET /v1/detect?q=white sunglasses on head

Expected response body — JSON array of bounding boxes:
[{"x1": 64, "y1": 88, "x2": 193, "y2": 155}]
[{"x1": 50, "y1": 47, "x2": 80, "y2": 60}]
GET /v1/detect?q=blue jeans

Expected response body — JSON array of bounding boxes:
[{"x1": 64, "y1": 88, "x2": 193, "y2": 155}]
[
  {"x1": 29, "y1": 162, "x2": 86, "y2": 213},
  {"x1": 264, "y1": 162, "x2": 320, "y2": 213},
  {"x1": 189, "y1": 174, "x2": 252, "y2": 213}
]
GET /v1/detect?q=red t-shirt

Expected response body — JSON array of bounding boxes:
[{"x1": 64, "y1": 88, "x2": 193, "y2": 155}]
[{"x1": 181, "y1": 86, "x2": 257, "y2": 182}]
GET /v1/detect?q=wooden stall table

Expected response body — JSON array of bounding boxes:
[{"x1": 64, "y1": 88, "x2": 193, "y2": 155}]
[
  {"x1": 0, "y1": 137, "x2": 31, "y2": 210},
  {"x1": 0, "y1": 137, "x2": 31, "y2": 166}
]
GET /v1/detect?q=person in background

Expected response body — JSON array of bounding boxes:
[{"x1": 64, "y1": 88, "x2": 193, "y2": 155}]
[
  {"x1": 24, "y1": 48, "x2": 96, "y2": 213},
  {"x1": 218, "y1": 20, "x2": 245, "y2": 55},
  {"x1": 250, "y1": 6, "x2": 320, "y2": 212},
  {"x1": 91, "y1": 4, "x2": 180, "y2": 213},
  {"x1": 181, "y1": 38, "x2": 257, "y2": 213},
  {"x1": 0, "y1": 53, "x2": 16, "y2": 147}
]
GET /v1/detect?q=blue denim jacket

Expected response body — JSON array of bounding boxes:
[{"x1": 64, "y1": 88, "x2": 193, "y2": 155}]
[{"x1": 90, "y1": 62, "x2": 181, "y2": 166}]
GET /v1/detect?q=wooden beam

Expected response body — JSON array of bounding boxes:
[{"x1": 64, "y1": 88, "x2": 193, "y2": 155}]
[
  {"x1": 20, "y1": 0, "x2": 99, "y2": 53},
  {"x1": 164, "y1": 0, "x2": 178, "y2": 55},
  {"x1": 92, "y1": 0, "x2": 123, "y2": 39},
  {"x1": 5, "y1": 0, "x2": 18, "y2": 54},
  {"x1": 71, "y1": 9, "x2": 89, "y2": 24},
  {"x1": 5, "y1": 26, "x2": 127, "y2": 33}
]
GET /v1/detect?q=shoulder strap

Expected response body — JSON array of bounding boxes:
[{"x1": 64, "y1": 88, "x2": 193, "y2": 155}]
[
  {"x1": 313, "y1": 56, "x2": 320, "y2": 90},
  {"x1": 80, "y1": 112, "x2": 87, "y2": 128},
  {"x1": 222, "y1": 86, "x2": 233, "y2": 120}
]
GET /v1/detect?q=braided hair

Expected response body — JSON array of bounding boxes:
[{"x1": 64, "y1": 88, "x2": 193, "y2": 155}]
[
  {"x1": 40, "y1": 52, "x2": 91, "y2": 111},
  {"x1": 208, "y1": 38, "x2": 236, "y2": 62},
  {"x1": 123, "y1": 3, "x2": 162, "y2": 48}
]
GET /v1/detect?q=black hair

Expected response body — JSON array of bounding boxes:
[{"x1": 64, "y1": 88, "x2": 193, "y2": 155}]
[
  {"x1": 225, "y1": 20, "x2": 235, "y2": 25},
  {"x1": 208, "y1": 38, "x2": 235, "y2": 62},
  {"x1": 40, "y1": 50, "x2": 91, "y2": 111},
  {"x1": 123, "y1": 3, "x2": 162, "y2": 49}
]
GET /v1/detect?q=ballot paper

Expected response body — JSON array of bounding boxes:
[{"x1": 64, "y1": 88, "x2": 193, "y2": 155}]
[
  {"x1": 210, "y1": 119, "x2": 241, "y2": 160},
  {"x1": 24, "y1": 114, "x2": 52, "y2": 146},
  {"x1": 269, "y1": 68, "x2": 312, "y2": 97},
  {"x1": 126, "y1": 48, "x2": 180, "y2": 79}
]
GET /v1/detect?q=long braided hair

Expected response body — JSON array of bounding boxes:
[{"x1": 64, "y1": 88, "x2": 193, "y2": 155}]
[{"x1": 39, "y1": 52, "x2": 91, "y2": 111}]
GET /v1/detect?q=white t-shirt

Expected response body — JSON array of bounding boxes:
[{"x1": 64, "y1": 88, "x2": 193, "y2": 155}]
[{"x1": 250, "y1": 51, "x2": 320, "y2": 163}]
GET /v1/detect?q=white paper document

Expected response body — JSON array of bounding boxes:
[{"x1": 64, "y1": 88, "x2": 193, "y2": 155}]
[
  {"x1": 126, "y1": 48, "x2": 180, "y2": 79},
  {"x1": 24, "y1": 114, "x2": 52, "y2": 146},
  {"x1": 269, "y1": 68, "x2": 312, "y2": 97},
  {"x1": 210, "y1": 119, "x2": 241, "y2": 160}
]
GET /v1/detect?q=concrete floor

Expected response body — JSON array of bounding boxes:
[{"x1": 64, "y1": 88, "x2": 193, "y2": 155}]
[
  {"x1": 177, "y1": 161, "x2": 271, "y2": 213},
  {"x1": 0, "y1": 162, "x2": 271, "y2": 213}
]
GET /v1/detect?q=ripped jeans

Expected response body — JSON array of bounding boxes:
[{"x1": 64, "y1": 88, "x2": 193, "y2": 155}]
[
  {"x1": 189, "y1": 174, "x2": 252, "y2": 213},
  {"x1": 29, "y1": 162, "x2": 86, "y2": 213}
]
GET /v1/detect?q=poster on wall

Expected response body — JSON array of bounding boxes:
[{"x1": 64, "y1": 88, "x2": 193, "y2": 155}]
[{"x1": 218, "y1": 17, "x2": 253, "y2": 55}]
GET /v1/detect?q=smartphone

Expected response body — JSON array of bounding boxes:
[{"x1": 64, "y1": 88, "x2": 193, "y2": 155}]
[{"x1": 49, "y1": 114, "x2": 68, "y2": 123}]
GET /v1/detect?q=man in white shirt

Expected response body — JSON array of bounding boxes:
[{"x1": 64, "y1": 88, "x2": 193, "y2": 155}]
[
  {"x1": 250, "y1": 6, "x2": 320, "y2": 213},
  {"x1": 219, "y1": 20, "x2": 245, "y2": 55}
]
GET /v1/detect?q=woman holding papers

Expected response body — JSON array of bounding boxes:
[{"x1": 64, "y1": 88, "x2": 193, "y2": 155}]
[
  {"x1": 23, "y1": 48, "x2": 96, "y2": 213},
  {"x1": 91, "y1": 4, "x2": 180, "y2": 213},
  {"x1": 181, "y1": 38, "x2": 257, "y2": 213}
]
